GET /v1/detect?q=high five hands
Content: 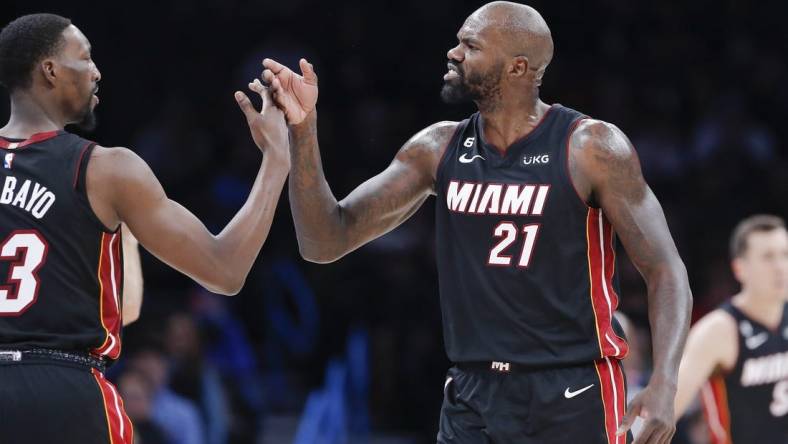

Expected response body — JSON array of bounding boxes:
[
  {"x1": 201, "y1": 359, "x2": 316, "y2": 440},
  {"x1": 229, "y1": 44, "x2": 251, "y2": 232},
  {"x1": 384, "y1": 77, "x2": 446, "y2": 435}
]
[{"x1": 261, "y1": 58, "x2": 319, "y2": 125}]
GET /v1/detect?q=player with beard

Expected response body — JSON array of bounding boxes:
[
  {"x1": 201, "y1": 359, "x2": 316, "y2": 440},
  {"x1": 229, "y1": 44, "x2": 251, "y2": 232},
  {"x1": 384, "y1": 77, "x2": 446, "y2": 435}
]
[
  {"x1": 0, "y1": 13, "x2": 289, "y2": 444},
  {"x1": 263, "y1": 2, "x2": 691, "y2": 443}
]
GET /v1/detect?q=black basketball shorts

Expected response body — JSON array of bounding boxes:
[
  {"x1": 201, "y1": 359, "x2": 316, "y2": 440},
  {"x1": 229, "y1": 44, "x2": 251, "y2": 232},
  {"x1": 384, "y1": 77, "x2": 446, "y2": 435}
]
[
  {"x1": 438, "y1": 357, "x2": 632, "y2": 444},
  {"x1": 0, "y1": 358, "x2": 133, "y2": 444}
]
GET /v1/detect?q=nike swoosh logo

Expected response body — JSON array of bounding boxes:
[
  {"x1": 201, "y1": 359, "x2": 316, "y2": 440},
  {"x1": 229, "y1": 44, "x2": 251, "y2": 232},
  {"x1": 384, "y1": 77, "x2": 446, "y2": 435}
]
[
  {"x1": 746, "y1": 332, "x2": 769, "y2": 350},
  {"x1": 459, "y1": 153, "x2": 485, "y2": 163},
  {"x1": 564, "y1": 384, "x2": 595, "y2": 399}
]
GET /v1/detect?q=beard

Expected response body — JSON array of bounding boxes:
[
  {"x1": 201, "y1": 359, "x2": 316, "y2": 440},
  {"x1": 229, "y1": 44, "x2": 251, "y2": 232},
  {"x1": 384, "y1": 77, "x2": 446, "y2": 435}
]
[
  {"x1": 74, "y1": 103, "x2": 97, "y2": 132},
  {"x1": 441, "y1": 62, "x2": 503, "y2": 105}
]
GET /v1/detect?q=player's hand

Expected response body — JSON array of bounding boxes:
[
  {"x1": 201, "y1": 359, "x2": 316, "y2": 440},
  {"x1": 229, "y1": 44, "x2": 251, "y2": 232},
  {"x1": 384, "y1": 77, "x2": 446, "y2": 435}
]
[
  {"x1": 235, "y1": 79, "x2": 289, "y2": 166},
  {"x1": 261, "y1": 58, "x2": 318, "y2": 125},
  {"x1": 618, "y1": 382, "x2": 677, "y2": 444}
]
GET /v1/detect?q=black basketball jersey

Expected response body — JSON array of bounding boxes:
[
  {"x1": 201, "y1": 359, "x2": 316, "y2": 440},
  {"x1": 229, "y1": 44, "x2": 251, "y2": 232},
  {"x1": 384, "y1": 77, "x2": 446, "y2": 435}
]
[
  {"x1": 701, "y1": 302, "x2": 788, "y2": 444},
  {"x1": 435, "y1": 105, "x2": 628, "y2": 367},
  {"x1": 0, "y1": 130, "x2": 123, "y2": 360}
]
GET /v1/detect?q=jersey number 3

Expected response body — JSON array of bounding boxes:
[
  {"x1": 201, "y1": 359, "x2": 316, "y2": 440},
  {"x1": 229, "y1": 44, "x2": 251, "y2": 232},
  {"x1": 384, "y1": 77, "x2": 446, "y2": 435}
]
[{"x1": 0, "y1": 230, "x2": 48, "y2": 315}]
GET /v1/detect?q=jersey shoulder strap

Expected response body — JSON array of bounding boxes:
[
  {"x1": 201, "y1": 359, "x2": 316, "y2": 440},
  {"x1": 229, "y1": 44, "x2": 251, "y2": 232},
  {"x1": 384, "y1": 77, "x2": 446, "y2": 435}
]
[{"x1": 435, "y1": 114, "x2": 476, "y2": 185}]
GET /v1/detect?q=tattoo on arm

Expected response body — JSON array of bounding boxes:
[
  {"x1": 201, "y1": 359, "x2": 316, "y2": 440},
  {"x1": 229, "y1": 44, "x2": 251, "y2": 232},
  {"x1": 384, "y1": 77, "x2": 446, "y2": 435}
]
[
  {"x1": 571, "y1": 120, "x2": 692, "y2": 384},
  {"x1": 288, "y1": 111, "x2": 456, "y2": 262}
]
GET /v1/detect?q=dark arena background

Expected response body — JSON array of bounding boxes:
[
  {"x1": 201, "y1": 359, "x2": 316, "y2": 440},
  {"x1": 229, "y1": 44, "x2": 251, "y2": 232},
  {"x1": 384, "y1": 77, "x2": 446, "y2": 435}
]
[{"x1": 2, "y1": 1, "x2": 786, "y2": 443}]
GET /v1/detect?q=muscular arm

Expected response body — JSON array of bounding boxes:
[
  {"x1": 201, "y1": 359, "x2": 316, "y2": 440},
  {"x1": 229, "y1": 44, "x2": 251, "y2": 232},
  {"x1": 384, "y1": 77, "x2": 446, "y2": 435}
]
[
  {"x1": 674, "y1": 311, "x2": 738, "y2": 417},
  {"x1": 87, "y1": 145, "x2": 288, "y2": 296},
  {"x1": 85, "y1": 87, "x2": 290, "y2": 296},
  {"x1": 121, "y1": 223, "x2": 143, "y2": 325},
  {"x1": 288, "y1": 111, "x2": 456, "y2": 263},
  {"x1": 570, "y1": 120, "x2": 692, "y2": 441}
]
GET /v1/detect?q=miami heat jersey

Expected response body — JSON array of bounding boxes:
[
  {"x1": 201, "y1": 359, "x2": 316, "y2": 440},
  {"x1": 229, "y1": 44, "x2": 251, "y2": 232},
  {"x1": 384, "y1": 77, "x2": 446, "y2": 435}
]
[
  {"x1": 0, "y1": 130, "x2": 123, "y2": 360},
  {"x1": 701, "y1": 302, "x2": 788, "y2": 444},
  {"x1": 435, "y1": 105, "x2": 628, "y2": 367}
]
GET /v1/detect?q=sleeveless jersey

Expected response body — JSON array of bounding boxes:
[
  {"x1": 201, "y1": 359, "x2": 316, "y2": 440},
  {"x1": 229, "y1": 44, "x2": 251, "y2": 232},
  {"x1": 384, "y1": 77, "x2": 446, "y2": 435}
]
[
  {"x1": 435, "y1": 105, "x2": 628, "y2": 367},
  {"x1": 0, "y1": 130, "x2": 123, "y2": 360},
  {"x1": 701, "y1": 302, "x2": 788, "y2": 444}
]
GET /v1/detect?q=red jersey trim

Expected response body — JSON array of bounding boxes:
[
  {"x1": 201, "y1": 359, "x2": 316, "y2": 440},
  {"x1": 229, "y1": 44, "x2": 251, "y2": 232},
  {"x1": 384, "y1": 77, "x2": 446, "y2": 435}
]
[
  {"x1": 92, "y1": 368, "x2": 134, "y2": 444},
  {"x1": 586, "y1": 208, "x2": 629, "y2": 359},
  {"x1": 595, "y1": 357, "x2": 627, "y2": 444},
  {"x1": 701, "y1": 376, "x2": 732, "y2": 444},
  {"x1": 0, "y1": 130, "x2": 62, "y2": 149},
  {"x1": 91, "y1": 232, "x2": 122, "y2": 359}
]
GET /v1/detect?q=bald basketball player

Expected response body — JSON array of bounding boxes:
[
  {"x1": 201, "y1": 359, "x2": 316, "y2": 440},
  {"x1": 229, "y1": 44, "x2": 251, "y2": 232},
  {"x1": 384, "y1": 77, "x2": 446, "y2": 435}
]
[{"x1": 264, "y1": 2, "x2": 691, "y2": 443}]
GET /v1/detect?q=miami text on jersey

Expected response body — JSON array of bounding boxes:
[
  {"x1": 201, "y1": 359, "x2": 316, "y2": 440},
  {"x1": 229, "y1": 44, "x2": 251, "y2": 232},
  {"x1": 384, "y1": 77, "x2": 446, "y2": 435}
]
[{"x1": 446, "y1": 180, "x2": 550, "y2": 215}]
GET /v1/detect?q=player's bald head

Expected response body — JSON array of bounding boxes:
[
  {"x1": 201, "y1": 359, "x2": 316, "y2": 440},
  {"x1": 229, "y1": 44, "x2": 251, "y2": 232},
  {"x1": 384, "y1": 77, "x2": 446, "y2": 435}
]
[{"x1": 467, "y1": 2, "x2": 553, "y2": 74}]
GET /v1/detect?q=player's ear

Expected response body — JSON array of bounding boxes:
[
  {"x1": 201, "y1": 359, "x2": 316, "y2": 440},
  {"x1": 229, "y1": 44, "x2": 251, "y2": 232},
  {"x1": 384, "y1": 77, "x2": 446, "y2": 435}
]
[
  {"x1": 39, "y1": 58, "x2": 58, "y2": 87},
  {"x1": 731, "y1": 257, "x2": 745, "y2": 284},
  {"x1": 509, "y1": 55, "x2": 528, "y2": 78}
]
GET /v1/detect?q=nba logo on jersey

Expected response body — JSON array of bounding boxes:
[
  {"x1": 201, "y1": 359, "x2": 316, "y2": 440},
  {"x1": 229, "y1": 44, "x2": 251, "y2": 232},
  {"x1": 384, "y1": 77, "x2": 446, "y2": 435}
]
[{"x1": 4, "y1": 153, "x2": 14, "y2": 169}]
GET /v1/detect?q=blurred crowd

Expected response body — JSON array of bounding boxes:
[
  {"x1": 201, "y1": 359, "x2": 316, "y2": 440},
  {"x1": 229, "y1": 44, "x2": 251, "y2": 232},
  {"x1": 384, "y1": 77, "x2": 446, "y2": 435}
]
[{"x1": 3, "y1": 0, "x2": 787, "y2": 443}]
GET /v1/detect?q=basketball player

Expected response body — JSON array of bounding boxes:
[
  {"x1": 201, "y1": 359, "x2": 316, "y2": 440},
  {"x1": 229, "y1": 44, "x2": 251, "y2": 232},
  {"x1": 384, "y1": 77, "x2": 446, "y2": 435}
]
[
  {"x1": 0, "y1": 13, "x2": 289, "y2": 444},
  {"x1": 263, "y1": 2, "x2": 691, "y2": 443},
  {"x1": 674, "y1": 215, "x2": 788, "y2": 443}
]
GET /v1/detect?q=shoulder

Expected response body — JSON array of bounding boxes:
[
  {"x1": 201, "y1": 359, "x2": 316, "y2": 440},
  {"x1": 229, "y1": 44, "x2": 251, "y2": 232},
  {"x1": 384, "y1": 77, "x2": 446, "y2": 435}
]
[
  {"x1": 567, "y1": 118, "x2": 643, "y2": 202},
  {"x1": 692, "y1": 308, "x2": 738, "y2": 336},
  {"x1": 570, "y1": 118, "x2": 636, "y2": 164},
  {"x1": 89, "y1": 145, "x2": 149, "y2": 174},
  {"x1": 688, "y1": 308, "x2": 739, "y2": 369},
  {"x1": 87, "y1": 145, "x2": 159, "y2": 194},
  {"x1": 394, "y1": 121, "x2": 460, "y2": 176},
  {"x1": 401, "y1": 121, "x2": 459, "y2": 158}
]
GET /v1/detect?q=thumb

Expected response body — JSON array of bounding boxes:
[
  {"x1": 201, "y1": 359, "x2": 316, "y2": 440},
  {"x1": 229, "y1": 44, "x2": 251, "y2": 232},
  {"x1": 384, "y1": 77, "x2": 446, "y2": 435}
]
[
  {"x1": 300, "y1": 58, "x2": 317, "y2": 84},
  {"x1": 617, "y1": 399, "x2": 641, "y2": 436},
  {"x1": 234, "y1": 91, "x2": 256, "y2": 120}
]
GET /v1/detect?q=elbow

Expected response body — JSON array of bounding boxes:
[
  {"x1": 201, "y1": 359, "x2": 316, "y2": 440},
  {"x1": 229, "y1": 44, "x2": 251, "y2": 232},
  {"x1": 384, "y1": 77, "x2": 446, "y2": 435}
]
[
  {"x1": 298, "y1": 243, "x2": 341, "y2": 264},
  {"x1": 203, "y1": 268, "x2": 246, "y2": 296},
  {"x1": 213, "y1": 277, "x2": 245, "y2": 296}
]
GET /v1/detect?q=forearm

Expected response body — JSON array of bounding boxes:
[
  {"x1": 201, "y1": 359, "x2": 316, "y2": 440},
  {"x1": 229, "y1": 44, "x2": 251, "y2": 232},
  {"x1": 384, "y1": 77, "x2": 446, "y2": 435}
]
[
  {"x1": 645, "y1": 262, "x2": 692, "y2": 386},
  {"x1": 288, "y1": 110, "x2": 349, "y2": 261},
  {"x1": 214, "y1": 155, "x2": 289, "y2": 291}
]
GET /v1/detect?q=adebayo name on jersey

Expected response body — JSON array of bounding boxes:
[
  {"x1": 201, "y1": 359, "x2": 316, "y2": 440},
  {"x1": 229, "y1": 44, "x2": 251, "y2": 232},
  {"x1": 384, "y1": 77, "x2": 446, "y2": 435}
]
[{"x1": 0, "y1": 176, "x2": 56, "y2": 219}]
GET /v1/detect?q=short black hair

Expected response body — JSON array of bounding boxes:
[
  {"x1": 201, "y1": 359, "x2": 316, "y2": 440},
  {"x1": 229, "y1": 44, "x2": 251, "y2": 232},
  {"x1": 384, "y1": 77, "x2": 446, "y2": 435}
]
[{"x1": 0, "y1": 13, "x2": 72, "y2": 92}]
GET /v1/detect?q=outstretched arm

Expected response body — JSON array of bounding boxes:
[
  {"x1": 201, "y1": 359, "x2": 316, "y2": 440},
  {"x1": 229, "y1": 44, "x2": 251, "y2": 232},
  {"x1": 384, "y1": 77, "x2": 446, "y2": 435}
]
[
  {"x1": 289, "y1": 112, "x2": 454, "y2": 262},
  {"x1": 570, "y1": 120, "x2": 692, "y2": 444},
  {"x1": 261, "y1": 58, "x2": 455, "y2": 263},
  {"x1": 88, "y1": 83, "x2": 290, "y2": 295}
]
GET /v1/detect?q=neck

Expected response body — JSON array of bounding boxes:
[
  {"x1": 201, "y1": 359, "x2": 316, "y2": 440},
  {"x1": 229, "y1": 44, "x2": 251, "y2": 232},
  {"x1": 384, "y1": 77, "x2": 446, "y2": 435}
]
[
  {"x1": 477, "y1": 89, "x2": 549, "y2": 152},
  {"x1": 733, "y1": 290, "x2": 786, "y2": 331},
  {"x1": 0, "y1": 91, "x2": 65, "y2": 138}
]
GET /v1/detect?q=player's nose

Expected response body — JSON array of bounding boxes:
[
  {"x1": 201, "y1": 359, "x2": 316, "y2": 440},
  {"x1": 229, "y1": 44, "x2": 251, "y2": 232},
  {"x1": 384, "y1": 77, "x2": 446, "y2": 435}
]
[
  {"x1": 92, "y1": 64, "x2": 101, "y2": 83},
  {"x1": 447, "y1": 44, "x2": 463, "y2": 62}
]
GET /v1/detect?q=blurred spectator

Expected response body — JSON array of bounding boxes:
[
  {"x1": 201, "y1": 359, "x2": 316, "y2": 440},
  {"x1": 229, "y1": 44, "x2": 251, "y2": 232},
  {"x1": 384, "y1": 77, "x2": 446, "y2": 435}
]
[
  {"x1": 129, "y1": 346, "x2": 206, "y2": 444},
  {"x1": 166, "y1": 312, "x2": 230, "y2": 444},
  {"x1": 117, "y1": 368, "x2": 170, "y2": 444}
]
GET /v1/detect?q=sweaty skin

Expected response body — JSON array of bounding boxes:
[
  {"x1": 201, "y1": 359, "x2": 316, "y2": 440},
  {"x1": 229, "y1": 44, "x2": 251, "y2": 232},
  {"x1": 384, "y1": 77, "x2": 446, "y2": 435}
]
[{"x1": 265, "y1": 2, "x2": 691, "y2": 443}]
